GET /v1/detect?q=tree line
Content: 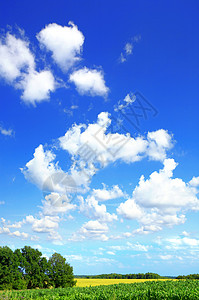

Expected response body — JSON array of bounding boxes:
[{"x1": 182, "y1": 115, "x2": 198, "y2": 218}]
[
  {"x1": 177, "y1": 274, "x2": 199, "y2": 279},
  {"x1": 81, "y1": 272, "x2": 164, "y2": 279},
  {"x1": 0, "y1": 246, "x2": 76, "y2": 290}
]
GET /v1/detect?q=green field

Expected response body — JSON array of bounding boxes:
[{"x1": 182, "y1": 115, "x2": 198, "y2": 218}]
[{"x1": 1, "y1": 280, "x2": 199, "y2": 299}]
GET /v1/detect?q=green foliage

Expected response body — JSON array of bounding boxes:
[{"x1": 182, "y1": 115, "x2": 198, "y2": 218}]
[
  {"x1": 1, "y1": 280, "x2": 199, "y2": 299},
  {"x1": 82, "y1": 272, "x2": 163, "y2": 279},
  {"x1": 48, "y1": 253, "x2": 76, "y2": 288},
  {"x1": 177, "y1": 274, "x2": 199, "y2": 279},
  {"x1": 0, "y1": 246, "x2": 75, "y2": 290},
  {"x1": 19, "y1": 246, "x2": 50, "y2": 289},
  {"x1": 0, "y1": 246, "x2": 26, "y2": 290}
]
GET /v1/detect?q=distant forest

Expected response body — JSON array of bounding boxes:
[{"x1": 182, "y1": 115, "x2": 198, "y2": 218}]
[
  {"x1": 177, "y1": 274, "x2": 199, "y2": 279},
  {"x1": 76, "y1": 273, "x2": 173, "y2": 279},
  {"x1": 77, "y1": 273, "x2": 199, "y2": 280}
]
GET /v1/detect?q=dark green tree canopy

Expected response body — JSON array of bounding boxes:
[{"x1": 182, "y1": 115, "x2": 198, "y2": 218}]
[
  {"x1": 0, "y1": 246, "x2": 76, "y2": 290},
  {"x1": 48, "y1": 253, "x2": 76, "y2": 288}
]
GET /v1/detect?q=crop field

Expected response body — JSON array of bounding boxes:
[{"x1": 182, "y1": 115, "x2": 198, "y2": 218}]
[
  {"x1": 0, "y1": 280, "x2": 199, "y2": 299},
  {"x1": 75, "y1": 278, "x2": 174, "y2": 287}
]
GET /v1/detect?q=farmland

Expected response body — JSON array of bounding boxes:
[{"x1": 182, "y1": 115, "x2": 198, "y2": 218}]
[
  {"x1": 75, "y1": 277, "x2": 174, "y2": 287},
  {"x1": 1, "y1": 279, "x2": 199, "y2": 299}
]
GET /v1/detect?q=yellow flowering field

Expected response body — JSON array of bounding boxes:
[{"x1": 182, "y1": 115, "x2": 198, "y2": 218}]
[{"x1": 75, "y1": 278, "x2": 174, "y2": 287}]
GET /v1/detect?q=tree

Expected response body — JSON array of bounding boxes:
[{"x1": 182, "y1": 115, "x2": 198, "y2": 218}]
[
  {"x1": 20, "y1": 246, "x2": 49, "y2": 289},
  {"x1": 0, "y1": 246, "x2": 76, "y2": 290},
  {"x1": 0, "y1": 246, "x2": 14, "y2": 289},
  {"x1": 48, "y1": 253, "x2": 76, "y2": 288},
  {"x1": 0, "y1": 246, "x2": 26, "y2": 290}
]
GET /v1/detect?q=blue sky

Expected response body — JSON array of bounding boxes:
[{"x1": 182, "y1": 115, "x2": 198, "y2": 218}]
[{"x1": 0, "y1": 0, "x2": 199, "y2": 276}]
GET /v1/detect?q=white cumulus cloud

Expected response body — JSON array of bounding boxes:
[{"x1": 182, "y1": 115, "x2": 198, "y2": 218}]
[
  {"x1": 92, "y1": 184, "x2": 124, "y2": 201},
  {"x1": 21, "y1": 144, "x2": 94, "y2": 194},
  {"x1": 0, "y1": 33, "x2": 35, "y2": 82},
  {"x1": 42, "y1": 192, "x2": 76, "y2": 216},
  {"x1": 25, "y1": 215, "x2": 60, "y2": 233},
  {"x1": 117, "y1": 158, "x2": 199, "y2": 234},
  {"x1": 0, "y1": 32, "x2": 56, "y2": 105},
  {"x1": 59, "y1": 112, "x2": 173, "y2": 167},
  {"x1": 79, "y1": 195, "x2": 118, "y2": 223},
  {"x1": 69, "y1": 67, "x2": 109, "y2": 97},
  {"x1": 20, "y1": 70, "x2": 56, "y2": 105},
  {"x1": 37, "y1": 22, "x2": 84, "y2": 71},
  {"x1": 70, "y1": 220, "x2": 109, "y2": 242}
]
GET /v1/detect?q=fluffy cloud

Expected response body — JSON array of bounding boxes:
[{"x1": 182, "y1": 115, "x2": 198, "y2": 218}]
[
  {"x1": 64, "y1": 254, "x2": 116, "y2": 265},
  {"x1": 21, "y1": 145, "x2": 63, "y2": 192},
  {"x1": 70, "y1": 220, "x2": 109, "y2": 241},
  {"x1": 110, "y1": 241, "x2": 149, "y2": 252},
  {"x1": 10, "y1": 231, "x2": 29, "y2": 239},
  {"x1": 166, "y1": 236, "x2": 199, "y2": 249},
  {"x1": 0, "y1": 225, "x2": 28, "y2": 239},
  {"x1": 92, "y1": 184, "x2": 124, "y2": 201},
  {"x1": 132, "y1": 159, "x2": 199, "y2": 211},
  {"x1": 22, "y1": 112, "x2": 173, "y2": 198},
  {"x1": 0, "y1": 32, "x2": 56, "y2": 105},
  {"x1": 64, "y1": 254, "x2": 83, "y2": 261},
  {"x1": 25, "y1": 215, "x2": 60, "y2": 233},
  {"x1": 159, "y1": 254, "x2": 173, "y2": 260},
  {"x1": 117, "y1": 198, "x2": 143, "y2": 220},
  {"x1": 107, "y1": 251, "x2": 115, "y2": 255},
  {"x1": 182, "y1": 231, "x2": 190, "y2": 237},
  {"x1": 21, "y1": 144, "x2": 94, "y2": 194},
  {"x1": 117, "y1": 158, "x2": 199, "y2": 234},
  {"x1": 47, "y1": 231, "x2": 63, "y2": 243},
  {"x1": 0, "y1": 33, "x2": 35, "y2": 82},
  {"x1": 22, "y1": 113, "x2": 173, "y2": 199},
  {"x1": 1, "y1": 218, "x2": 23, "y2": 229},
  {"x1": 79, "y1": 195, "x2": 118, "y2": 222},
  {"x1": 20, "y1": 70, "x2": 56, "y2": 105},
  {"x1": 59, "y1": 112, "x2": 173, "y2": 167},
  {"x1": 37, "y1": 22, "x2": 84, "y2": 71},
  {"x1": 189, "y1": 176, "x2": 199, "y2": 187},
  {"x1": 147, "y1": 130, "x2": 173, "y2": 161},
  {"x1": 42, "y1": 192, "x2": 76, "y2": 216},
  {"x1": 21, "y1": 144, "x2": 75, "y2": 193},
  {"x1": 69, "y1": 67, "x2": 109, "y2": 97}
]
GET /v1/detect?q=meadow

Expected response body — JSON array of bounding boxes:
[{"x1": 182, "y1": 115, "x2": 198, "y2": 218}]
[{"x1": 0, "y1": 279, "x2": 199, "y2": 299}]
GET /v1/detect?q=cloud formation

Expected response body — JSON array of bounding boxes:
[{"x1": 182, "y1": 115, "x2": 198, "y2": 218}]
[
  {"x1": 42, "y1": 192, "x2": 76, "y2": 216},
  {"x1": 79, "y1": 195, "x2": 118, "y2": 222},
  {"x1": 20, "y1": 70, "x2": 56, "y2": 104},
  {"x1": 22, "y1": 112, "x2": 174, "y2": 202},
  {"x1": 0, "y1": 33, "x2": 35, "y2": 82},
  {"x1": 119, "y1": 35, "x2": 141, "y2": 63},
  {"x1": 0, "y1": 32, "x2": 56, "y2": 105},
  {"x1": 117, "y1": 158, "x2": 199, "y2": 234},
  {"x1": 0, "y1": 23, "x2": 109, "y2": 105},
  {"x1": 25, "y1": 215, "x2": 60, "y2": 237},
  {"x1": 70, "y1": 220, "x2": 109, "y2": 242},
  {"x1": 59, "y1": 112, "x2": 173, "y2": 166},
  {"x1": 0, "y1": 125, "x2": 14, "y2": 137},
  {"x1": 21, "y1": 144, "x2": 94, "y2": 194},
  {"x1": 92, "y1": 184, "x2": 124, "y2": 201},
  {"x1": 37, "y1": 22, "x2": 84, "y2": 71},
  {"x1": 69, "y1": 67, "x2": 109, "y2": 97}
]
